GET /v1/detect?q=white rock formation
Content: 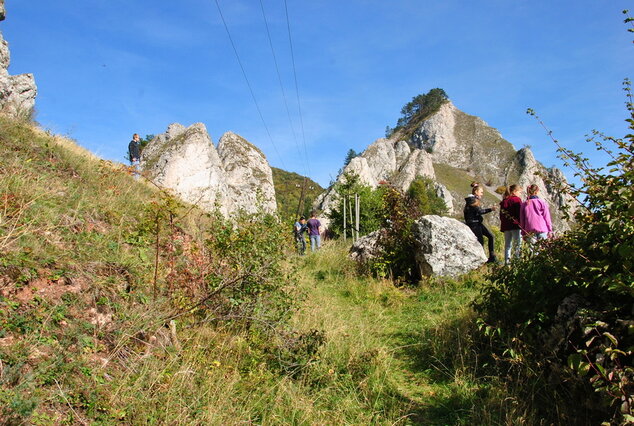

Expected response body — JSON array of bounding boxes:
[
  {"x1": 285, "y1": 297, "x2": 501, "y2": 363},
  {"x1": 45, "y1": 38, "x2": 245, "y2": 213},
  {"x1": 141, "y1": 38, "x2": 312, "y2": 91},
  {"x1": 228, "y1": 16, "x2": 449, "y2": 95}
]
[
  {"x1": 0, "y1": 2, "x2": 37, "y2": 118},
  {"x1": 315, "y1": 99, "x2": 571, "y2": 230},
  {"x1": 141, "y1": 123, "x2": 231, "y2": 215},
  {"x1": 141, "y1": 123, "x2": 277, "y2": 216},
  {"x1": 413, "y1": 215, "x2": 487, "y2": 277},
  {"x1": 392, "y1": 150, "x2": 435, "y2": 191},
  {"x1": 218, "y1": 131, "x2": 277, "y2": 214}
]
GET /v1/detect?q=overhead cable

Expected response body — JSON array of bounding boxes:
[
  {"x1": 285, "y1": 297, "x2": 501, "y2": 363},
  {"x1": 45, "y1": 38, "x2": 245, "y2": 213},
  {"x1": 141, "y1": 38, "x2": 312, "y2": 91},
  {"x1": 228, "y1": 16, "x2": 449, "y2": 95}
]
[
  {"x1": 258, "y1": 0, "x2": 307, "y2": 178},
  {"x1": 214, "y1": 0, "x2": 286, "y2": 170}
]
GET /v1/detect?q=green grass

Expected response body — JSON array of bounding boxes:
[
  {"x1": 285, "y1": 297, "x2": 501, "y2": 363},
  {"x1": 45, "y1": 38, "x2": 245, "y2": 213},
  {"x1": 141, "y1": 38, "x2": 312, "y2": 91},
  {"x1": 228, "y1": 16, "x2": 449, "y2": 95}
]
[{"x1": 0, "y1": 116, "x2": 521, "y2": 424}]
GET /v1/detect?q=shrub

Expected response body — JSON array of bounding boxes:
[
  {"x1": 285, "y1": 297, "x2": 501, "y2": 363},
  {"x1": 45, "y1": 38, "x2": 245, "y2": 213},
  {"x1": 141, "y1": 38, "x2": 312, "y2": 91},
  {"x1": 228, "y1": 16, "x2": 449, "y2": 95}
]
[{"x1": 474, "y1": 81, "x2": 634, "y2": 424}]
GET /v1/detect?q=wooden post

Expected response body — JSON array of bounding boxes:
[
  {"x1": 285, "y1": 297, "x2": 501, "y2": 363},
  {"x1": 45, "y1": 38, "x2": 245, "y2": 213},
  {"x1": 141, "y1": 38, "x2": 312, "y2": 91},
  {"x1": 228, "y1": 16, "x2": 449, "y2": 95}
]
[
  {"x1": 355, "y1": 194, "x2": 360, "y2": 240},
  {"x1": 343, "y1": 196, "x2": 346, "y2": 241},
  {"x1": 348, "y1": 197, "x2": 354, "y2": 242},
  {"x1": 356, "y1": 193, "x2": 360, "y2": 240}
]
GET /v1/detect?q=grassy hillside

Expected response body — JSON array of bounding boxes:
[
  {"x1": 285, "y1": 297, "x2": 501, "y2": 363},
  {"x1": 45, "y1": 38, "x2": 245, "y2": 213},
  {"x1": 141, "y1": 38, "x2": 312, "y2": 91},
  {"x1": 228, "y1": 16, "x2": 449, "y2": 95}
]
[
  {"x1": 0, "y1": 116, "x2": 558, "y2": 424},
  {"x1": 271, "y1": 167, "x2": 323, "y2": 222}
]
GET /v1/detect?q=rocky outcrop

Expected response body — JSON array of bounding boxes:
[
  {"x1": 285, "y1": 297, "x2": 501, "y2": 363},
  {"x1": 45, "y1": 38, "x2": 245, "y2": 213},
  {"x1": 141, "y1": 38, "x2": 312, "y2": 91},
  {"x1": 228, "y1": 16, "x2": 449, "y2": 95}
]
[
  {"x1": 218, "y1": 131, "x2": 277, "y2": 215},
  {"x1": 140, "y1": 123, "x2": 276, "y2": 216},
  {"x1": 413, "y1": 215, "x2": 487, "y2": 277},
  {"x1": 412, "y1": 101, "x2": 517, "y2": 185},
  {"x1": 0, "y1": 2, "x2": 37, "y2": 118}
]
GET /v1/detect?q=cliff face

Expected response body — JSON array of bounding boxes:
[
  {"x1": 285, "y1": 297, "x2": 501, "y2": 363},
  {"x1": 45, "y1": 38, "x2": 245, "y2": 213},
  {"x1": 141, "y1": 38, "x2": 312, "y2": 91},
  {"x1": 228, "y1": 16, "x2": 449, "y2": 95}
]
[
  {"x1": 0, "y1": 1, "x2": 37, "y2": 118},
  {"x1": 140, "y1": 123, "x2": 277, "y2": 216},
  {"x1": 315, "y1": 100, "x2": 573, "y2": 231}
]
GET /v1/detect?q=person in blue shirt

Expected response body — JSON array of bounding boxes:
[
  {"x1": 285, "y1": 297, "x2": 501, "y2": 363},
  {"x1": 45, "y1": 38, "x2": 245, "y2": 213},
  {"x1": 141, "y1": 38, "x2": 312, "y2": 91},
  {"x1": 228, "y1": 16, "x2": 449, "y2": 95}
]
[{"x1": 294, "y1": 216, "x2": 308, "y2": 255}]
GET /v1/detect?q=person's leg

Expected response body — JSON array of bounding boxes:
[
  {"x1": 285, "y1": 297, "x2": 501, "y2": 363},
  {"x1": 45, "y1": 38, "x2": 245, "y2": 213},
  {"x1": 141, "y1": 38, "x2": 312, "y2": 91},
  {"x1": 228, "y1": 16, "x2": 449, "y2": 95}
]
[
  {"x1": 512, "y1": 229, "x2": 522, "y2": 259},
  {"x1": 316, "y1": 235, "x2": 321, "y2": 249},
  {"x1": 536, "y1": 232, "x2": 548, "y2": 240},
  {"x1": 504, "y1": 230, "x2": 513, "y2": 264},
  {"x1": 468, "y1": 224, "x2": 484, "y2": 246},
  {"x1": 310, "y1": 235, "x2": 316, "y2": 252},
  {"x1": 481, "y1": 225, "x2": 496, "y2": 261}
]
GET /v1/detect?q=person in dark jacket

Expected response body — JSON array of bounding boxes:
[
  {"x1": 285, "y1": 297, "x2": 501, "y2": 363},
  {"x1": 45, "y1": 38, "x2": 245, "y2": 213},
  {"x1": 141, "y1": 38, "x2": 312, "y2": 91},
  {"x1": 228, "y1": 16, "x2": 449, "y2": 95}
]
[
  {"x1": 128, "y1": 133, "x2": 141, "y2": 165},
  {"x1": 464, "y1": 182, "x2": 497, "y2": 263},
  {"x1": 128, "y1": 133, "x2": 141, "y2": 179},
  {"x1": 499, "y1": 184, "x2": 522, "y2": 264}
]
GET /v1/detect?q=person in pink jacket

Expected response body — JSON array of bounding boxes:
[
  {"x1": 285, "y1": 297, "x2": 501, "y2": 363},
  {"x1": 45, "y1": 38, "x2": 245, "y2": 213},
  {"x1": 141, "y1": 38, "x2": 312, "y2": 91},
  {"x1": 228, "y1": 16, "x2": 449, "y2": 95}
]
[{"x1": 520, "y1": 184, "x2": 553, "y2": 243}]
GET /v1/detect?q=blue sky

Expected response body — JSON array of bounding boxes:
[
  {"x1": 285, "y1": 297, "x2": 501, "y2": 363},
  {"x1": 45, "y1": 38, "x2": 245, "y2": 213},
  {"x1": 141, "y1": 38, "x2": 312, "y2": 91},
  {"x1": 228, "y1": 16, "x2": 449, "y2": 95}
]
[{"x1": 3, "y1": 0, "x2": 632, "y2": 187}]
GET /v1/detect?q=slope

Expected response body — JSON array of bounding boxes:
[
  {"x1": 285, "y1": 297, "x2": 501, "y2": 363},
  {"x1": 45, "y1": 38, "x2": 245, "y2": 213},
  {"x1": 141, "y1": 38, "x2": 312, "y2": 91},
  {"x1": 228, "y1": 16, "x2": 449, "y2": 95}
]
[{"x1": 271, "y1": 167, "x2": 323, "y2": 221}]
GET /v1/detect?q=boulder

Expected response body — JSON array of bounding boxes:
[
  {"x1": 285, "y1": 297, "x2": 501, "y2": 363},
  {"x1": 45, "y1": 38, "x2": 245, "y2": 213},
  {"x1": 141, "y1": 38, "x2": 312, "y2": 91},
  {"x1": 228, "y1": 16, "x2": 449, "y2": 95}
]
[
  {"x1": 349, "y1": 231, "x2": 382, "y2": 264},
  {"x1": 218, "y1": 131, "x2": 277, "y2": 214},
  {"x1": 413, "y1": 215, "x2": 487, "y2": 277}
]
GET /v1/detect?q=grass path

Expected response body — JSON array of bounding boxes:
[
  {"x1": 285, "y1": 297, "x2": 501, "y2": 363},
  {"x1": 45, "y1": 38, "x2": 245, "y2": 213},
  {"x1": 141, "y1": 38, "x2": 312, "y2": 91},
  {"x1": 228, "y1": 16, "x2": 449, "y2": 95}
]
[{"x1": 291, "y1": 242, "x2": 487, "y2": 424}]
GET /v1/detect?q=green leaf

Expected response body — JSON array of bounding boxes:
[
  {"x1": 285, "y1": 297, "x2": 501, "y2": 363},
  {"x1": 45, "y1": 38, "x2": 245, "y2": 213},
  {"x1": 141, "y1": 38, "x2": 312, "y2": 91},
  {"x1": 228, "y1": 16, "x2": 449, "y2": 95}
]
[{"x1": 603, "y1": 332, "x2": 618, "y2": 346}]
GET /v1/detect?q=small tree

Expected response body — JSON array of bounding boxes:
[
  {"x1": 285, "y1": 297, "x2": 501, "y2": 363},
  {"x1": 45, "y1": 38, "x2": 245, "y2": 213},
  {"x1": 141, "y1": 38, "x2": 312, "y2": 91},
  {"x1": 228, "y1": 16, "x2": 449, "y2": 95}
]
[
  {"x1": 393, "y1": 88, "x2": 449, "y2": 132},
  {"x1": 407, "y1": 176, "x2": 448, "y2": 216},
  {"x1": 327, "y1": 172, "x2": 384, "y2": 238}
]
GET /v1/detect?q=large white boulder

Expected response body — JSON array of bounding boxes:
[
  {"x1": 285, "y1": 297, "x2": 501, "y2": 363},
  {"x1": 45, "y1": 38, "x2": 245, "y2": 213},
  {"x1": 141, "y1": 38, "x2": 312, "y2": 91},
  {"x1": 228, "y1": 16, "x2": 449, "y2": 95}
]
[{"x1": 413, "y1": 215, "x2": 487, "y2": 277}]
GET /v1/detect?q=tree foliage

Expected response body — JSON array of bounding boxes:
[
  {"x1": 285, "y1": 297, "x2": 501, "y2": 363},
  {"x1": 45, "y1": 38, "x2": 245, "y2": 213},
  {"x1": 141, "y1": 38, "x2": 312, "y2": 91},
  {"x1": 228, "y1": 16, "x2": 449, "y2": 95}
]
[
  {"x1": 326, "y1": 172, "x2": 384, "y2": 238},
  {"x1": 407, "y1": 176, "x2": 448, "y2": 216},
  {"x1": 387, "y1": 88, "x2": 449, "y2": 137}
]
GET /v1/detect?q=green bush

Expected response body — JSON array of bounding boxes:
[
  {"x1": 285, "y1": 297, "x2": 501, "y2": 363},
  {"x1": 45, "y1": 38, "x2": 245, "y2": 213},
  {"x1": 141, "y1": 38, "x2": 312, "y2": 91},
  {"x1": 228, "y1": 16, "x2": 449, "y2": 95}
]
[{"x1": 474, "y1": 80, "x2": 634, "y2": 424}]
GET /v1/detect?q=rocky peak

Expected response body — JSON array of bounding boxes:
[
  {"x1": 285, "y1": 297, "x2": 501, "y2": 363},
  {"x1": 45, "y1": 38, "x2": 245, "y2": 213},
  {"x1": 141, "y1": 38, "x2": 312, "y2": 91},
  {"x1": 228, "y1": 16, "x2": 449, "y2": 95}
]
[
  {"x1": 316, "y1": 99, "x2": 573, "y2": 231},
  {"x1": 0, "y1": 2, "x2": 37, "y2": 118},
  {"x1": 140, "y1": 124, "x2": 277, "y2": 216}
]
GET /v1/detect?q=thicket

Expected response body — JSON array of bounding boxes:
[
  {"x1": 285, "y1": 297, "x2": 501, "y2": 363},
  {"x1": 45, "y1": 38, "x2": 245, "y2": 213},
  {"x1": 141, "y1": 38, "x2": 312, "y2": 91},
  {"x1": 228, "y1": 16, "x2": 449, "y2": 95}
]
[
  {"x1": 271, "y1": 167, "x2": 323, "y2": 221},
  {"x1": 474, "y1": 80, "x2": 634, "y2": 424},
  {"x1": 386, "y1": 88, "x2": 449, "y2": 138}
]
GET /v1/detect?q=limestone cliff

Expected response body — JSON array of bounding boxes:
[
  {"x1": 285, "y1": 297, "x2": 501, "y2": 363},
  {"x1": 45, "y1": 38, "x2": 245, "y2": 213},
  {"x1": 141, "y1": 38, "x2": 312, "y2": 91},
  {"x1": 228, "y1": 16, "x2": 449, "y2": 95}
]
[
  {"x1": 140, "y1": 123, "x2": 276, "y2": 216},
  {"x1": 0, "y1": 1, "x2": 37, "y2": 118}
]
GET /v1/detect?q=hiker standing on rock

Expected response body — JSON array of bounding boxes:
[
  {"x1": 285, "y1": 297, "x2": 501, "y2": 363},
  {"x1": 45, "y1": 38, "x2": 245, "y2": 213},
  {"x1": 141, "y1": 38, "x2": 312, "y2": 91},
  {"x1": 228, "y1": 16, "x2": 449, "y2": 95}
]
[
  {"x1": 464, "y1": 182, "x2": 497, "y2": 263},
  {"x1": 128, "y1": 133, "x2": 141, "y2": 177},
  {"x1": 307, "y1": 212, "x2": 322, "y2": 252},
  {"x1": 500, "y1": 184, "x2": 522, "y2": 264}
]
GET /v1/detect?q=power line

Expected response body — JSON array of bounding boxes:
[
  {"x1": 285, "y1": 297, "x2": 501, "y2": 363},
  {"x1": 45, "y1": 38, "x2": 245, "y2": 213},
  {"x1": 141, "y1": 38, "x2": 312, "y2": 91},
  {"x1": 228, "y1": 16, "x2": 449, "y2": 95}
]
[
  {"x1": 284, "y1": 0, "x2": 311, "y2": 178},
  {"x1": 258, "y1": 0, "x2": 307, "y2": 178},
  {"x1": 213, "y1": 0, "x2": 286, "y2": 170}
]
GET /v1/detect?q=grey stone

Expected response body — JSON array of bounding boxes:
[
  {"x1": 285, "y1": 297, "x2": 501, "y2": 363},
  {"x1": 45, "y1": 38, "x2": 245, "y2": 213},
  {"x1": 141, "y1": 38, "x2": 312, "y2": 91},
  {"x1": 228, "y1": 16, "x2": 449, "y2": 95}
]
[
  {"x1": 413, "y1": 215, "x2": 487, "y2": 277},
  {"x1": 0, "y1": 7, "x2": 38, "y2": 118},
  {"x1": 349, "y1": 230, "x2": 382, "y2": 264},
  {"x1": 140, "y1": 123, "x2": 232, "y2": 216}
]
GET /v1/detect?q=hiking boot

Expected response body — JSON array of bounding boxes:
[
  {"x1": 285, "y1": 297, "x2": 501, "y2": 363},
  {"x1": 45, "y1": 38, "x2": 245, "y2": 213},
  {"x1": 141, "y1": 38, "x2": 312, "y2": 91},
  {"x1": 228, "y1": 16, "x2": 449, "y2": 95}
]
[{"x1": 486, "y1": 255, "x2": 499, "y2": 264}]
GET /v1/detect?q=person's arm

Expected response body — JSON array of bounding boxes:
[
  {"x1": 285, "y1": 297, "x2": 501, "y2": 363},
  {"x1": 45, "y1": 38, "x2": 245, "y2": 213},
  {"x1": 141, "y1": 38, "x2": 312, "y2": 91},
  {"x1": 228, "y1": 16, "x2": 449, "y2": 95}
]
[{"x1": 542, "y1": 200, "x2": 553, "y2": 233}]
